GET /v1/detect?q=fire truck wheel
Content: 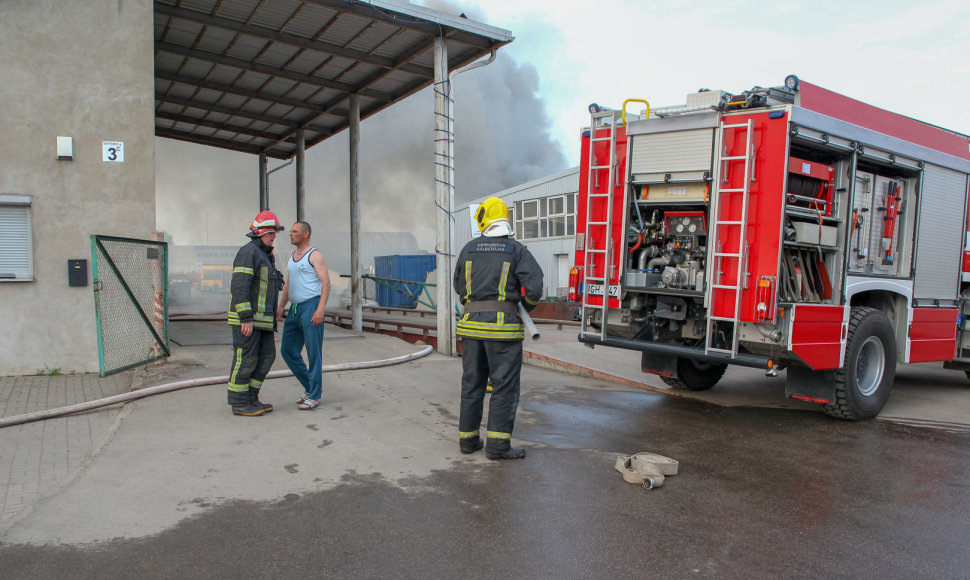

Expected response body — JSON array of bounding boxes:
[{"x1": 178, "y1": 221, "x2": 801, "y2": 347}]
[
  {"x1": 824, "y1": 307, "x2": 896, "y2": 420},
  {"x1": 660, "y1": 358, "x2": 727, "y2": 391}
]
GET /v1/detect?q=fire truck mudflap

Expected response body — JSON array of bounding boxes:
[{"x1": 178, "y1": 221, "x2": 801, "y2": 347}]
[{"x1": 787, "y1": 304, "x2": 849, "y2": 370}]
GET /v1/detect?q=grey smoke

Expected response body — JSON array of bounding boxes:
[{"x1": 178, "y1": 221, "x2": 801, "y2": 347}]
[{"x1": 156, "y1": 14, "x2": 566, "y2": 266}]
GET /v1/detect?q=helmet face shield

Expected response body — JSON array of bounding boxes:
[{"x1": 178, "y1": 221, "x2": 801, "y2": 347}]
[{"x1": 482, "y1": 220, "x2": 513, "y2": 237}]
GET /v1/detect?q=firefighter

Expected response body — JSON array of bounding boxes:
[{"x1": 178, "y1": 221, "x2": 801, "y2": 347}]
[
  {"x1": 454, "y1": 197, "x2": 543, "y2": 459},
  {"x1": 226, "y1": 210, "x2": 285, "y2": 416}
]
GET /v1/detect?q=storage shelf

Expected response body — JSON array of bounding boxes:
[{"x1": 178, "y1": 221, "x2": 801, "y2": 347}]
[
  {"x1": 785, "y1": 208, "x2": 841, "y2": 224},
  {"x1": 783, "y1": 241, "x2": 839, "y2": 250},
  {"x1": 622, "y1": 286, "x2": 704, "y2": 298},
  {"x1": 636, "y1": 199, "x2": 708, "y2": 206}
]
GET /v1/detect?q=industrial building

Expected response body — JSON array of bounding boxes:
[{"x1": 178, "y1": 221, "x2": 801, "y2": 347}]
[
  {"x1": 454, "y1": 167, "x2": 580, "y2": 300},
  {"x1": 0, "y1": 0, "x2": 511, "y2": 375}
]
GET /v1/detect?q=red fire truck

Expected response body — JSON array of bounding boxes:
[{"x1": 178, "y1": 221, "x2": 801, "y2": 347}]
[{"x1": 571, "y1": 75, "x2": 970, "y2": 419}]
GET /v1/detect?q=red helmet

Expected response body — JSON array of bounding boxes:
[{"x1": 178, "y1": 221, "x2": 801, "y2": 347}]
[{"x1": 249, "y1": 210, "x2": 284, "y2": 237}]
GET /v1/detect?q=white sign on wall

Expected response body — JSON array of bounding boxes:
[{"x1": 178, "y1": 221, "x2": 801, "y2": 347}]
[
  {"x1": 469, "y1": 203, "x2": 481, "y2": 238},
  {"x1": 102, "y1": 141, "x2": 124, "y2": 163}
]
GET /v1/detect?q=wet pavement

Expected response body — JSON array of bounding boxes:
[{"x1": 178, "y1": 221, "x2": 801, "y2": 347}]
[{"x1": 2, "y1": 329, "x2": 970, "y2": 578}]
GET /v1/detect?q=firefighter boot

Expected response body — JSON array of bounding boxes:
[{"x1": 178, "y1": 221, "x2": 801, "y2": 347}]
[
  {"x1": 249, "y1": 387, "x2": 273, "y2": 413},
  {"x1": 485, "y1": 439, "x2": 526, "y2": 460},
  {"x1": 228, "y1": 390, "x2": 266, "y2": 417},
  {"x1": 459, "y1": 436, "x2": 484, "y2": 454}
]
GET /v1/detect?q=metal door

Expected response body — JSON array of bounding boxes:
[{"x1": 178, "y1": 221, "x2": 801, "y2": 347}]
[
  {"x1": 913, "y1": 165, "x2": 968, "y2": 301},
  {"x1": 91, "y1": 235, "x2": 169, "y2": 376}
]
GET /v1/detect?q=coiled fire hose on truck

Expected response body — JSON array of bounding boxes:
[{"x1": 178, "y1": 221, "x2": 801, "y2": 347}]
[{"x1": 0, "y1": 346, "x2": 433, "y2": 429}]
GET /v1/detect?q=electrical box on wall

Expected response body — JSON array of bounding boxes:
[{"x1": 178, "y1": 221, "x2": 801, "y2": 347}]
[
  {"x1": 68, "y1": 259, "x2": 87, "y2": 286},
  {"x1": 57, "y1": 136, "x2": 73, "y2": 160}
]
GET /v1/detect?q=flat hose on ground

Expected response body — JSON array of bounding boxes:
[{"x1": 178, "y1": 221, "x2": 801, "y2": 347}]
[{"x1": 0, "y1": 345, "x2": 434, "y2": 429}]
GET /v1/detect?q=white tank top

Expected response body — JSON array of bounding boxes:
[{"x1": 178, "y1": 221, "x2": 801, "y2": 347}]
[{"x1": 287, "y1": 248, "x2": 322, "y2": 303}]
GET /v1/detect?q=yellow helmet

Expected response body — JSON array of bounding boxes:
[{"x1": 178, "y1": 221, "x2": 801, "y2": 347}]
[{"x1": 475, "y1": 197, "x2": 512, "y2": 237}]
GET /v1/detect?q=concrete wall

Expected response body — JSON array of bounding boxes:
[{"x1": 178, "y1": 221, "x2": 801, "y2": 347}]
[{"x1": 0, "y1": 0, "x2": 156, "y2": 374}]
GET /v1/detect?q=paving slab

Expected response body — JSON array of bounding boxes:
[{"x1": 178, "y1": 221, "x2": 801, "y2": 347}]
[
  {"x1": 0, "y1": 372, "x2": 133, "y2": 530},
  {"x1": 0, "y1": 331, "x2": 464, "y2": 544},
  {"x1": 1, "y1": 333, "x2": 969, "y2": 578},
  {"x1": 4, "y1": 316, "x2": 970, "y2": 552}
]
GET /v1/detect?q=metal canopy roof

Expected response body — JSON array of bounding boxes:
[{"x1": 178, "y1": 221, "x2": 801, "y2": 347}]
[{"x1": 154, "y1": 0, "x2": 513, "y2": 159}]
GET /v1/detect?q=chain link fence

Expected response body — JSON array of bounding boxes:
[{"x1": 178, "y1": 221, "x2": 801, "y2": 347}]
[{"x1": 92, "y1": 235, "x2": 169, "y2": 376}]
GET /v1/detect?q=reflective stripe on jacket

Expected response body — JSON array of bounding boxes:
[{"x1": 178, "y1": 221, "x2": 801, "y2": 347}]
[
  {"x1": 453, "y1": 235, "x2": 543, "y2": 341},
  {"x1": 228, "y1": 239, "x2": 280, "y2": 331}
]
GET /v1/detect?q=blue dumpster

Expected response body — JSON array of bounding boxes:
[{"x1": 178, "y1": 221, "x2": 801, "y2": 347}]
[{"x1": 374, "y1": 254, "x2": 437, "y2": 309}]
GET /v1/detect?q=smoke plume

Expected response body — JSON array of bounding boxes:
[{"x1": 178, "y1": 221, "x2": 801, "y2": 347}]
[{"x1": 156, "y1": 9, "x2": 566, "y2": 268}]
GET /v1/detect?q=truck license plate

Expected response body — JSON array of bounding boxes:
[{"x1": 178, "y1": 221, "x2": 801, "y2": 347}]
[{"x1": 587, "y1": 284, "x2": 620, "y2": 297}]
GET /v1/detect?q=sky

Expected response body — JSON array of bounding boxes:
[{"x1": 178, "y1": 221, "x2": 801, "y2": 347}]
[
  {"x1": 446, "y1": 0, "x2": 970, "y2": 167},
  {"x1": 156, "y1": 0, "x2": 970, "y2": 255}
]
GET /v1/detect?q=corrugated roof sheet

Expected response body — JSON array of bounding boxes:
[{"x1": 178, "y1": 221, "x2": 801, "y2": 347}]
[{"x1": 155, "y1": 0, "x2": 512, "y2": 159}]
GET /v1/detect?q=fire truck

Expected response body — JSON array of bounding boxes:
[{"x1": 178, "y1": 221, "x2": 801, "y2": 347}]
[{"x1": 571, "y1": 75, "x2": 970, "y2": 420}]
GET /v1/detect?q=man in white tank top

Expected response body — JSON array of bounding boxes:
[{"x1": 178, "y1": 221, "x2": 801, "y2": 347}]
[{"x1": 277, "y1": 221, "x2": 331, "y2": 410}]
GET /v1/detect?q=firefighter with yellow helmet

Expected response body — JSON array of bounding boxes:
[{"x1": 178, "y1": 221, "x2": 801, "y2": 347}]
[
  {"x1": 454, "y1": 197, "x2": 543, "y2": 459},
  {"x1": 226, "y1": 210, "x2": 285, "y2": 416}
]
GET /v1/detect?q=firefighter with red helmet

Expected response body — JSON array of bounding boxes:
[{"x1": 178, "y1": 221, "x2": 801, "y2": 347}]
[
  {"x1": 454, "y1": 197, "x2": 543, "y2": 459},
  {"x1": 226, "y1": 210, "x2": 285, "y2": 416}
]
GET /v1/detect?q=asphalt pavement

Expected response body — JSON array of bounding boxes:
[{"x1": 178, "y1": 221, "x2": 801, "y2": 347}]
[{"x1": 2, "y1": 319, "x2": 970, "y2": 578}]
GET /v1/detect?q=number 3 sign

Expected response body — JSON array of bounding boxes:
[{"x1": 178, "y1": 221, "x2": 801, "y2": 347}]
[{"x1": 102, "y1": 141, "x2": 124, "y2": 163}]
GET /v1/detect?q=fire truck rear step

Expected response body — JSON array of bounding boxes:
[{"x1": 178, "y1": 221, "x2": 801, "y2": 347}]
[{"x1": 577, "y1": 335, "x2": 773, "y2": 370}]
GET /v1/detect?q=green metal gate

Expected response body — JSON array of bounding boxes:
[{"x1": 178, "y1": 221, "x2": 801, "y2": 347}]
[{"x1": 91, "y1": 235, "x2": 169, "y2": 376}]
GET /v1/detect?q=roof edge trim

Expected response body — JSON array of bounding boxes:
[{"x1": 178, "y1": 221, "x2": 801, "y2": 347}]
[{"x1": 362, "y1": 0, "x2": 513, "y2": 42}]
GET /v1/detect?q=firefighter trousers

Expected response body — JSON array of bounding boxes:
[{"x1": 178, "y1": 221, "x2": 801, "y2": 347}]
[
  {"x1": 459, "y1": 338, "x2": 523, "y2": 451},
  {"x1": 228, "y1": 327, "x2": 276, "y2": 393}
]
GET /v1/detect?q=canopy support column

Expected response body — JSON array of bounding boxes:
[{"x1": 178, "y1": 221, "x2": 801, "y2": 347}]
[
  {"x1": 349, "y1": 95, "x2": 363, "y2": 332},
  {"x1": 258, "y1": 152, "x2": 268, "y2": 211},
  {"x1": 295, "y1": 129, "x2": 306, "y2": 222},
  {"x1": 433, "y1": 36, "x2": 455, "y2": 356}
]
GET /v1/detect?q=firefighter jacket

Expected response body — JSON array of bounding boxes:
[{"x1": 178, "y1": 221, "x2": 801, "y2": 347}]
[
  {"x1": 454, "y1": 235, "x2": 543, "y2": 341},
  {"x1": 228, "y1": 238, "x2": 282, "y2": 331}
]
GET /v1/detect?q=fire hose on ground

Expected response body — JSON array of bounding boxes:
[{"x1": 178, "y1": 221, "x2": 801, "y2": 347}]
[
  {"x1": 614, "y1": 452, "x2": 680, "y2": 490},
  {"x1": 0, "y1": 345, "x2": 434, "y2": 429}
]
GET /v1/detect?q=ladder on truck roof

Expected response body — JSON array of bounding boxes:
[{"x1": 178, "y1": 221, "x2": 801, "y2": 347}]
[
  {"x1": 580, "y1": 109, "x2": 622, "y2": 341},
  {"x1": 706, "y1": 119, "x2": 755, "y2": 358}
]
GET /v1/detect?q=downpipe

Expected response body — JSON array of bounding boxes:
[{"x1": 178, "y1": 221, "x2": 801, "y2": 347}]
[{"x1": 0, "y1": 346, "x2": 434, "y2": 429}]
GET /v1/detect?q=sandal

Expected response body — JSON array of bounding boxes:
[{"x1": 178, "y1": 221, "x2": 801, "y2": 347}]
[
  {"x1": 296, "y1": 393, "x2": 310, "y2": 405},
  {"x1": 298, "y1": 399, "x2": 320, "y2": 411}
]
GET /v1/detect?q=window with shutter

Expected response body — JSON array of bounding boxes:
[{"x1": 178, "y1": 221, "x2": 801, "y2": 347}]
[{"x1": 0, "y1": 195, "x2": 33, "y2": 281}]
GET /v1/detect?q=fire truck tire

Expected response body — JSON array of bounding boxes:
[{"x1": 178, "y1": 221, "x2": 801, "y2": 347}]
[
  {"x1": 824, "y1": 307, "x2": 896, "y2": 420},
  {"x1": 659, "y1": 358, "x2": 727, "y2": 391}
]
